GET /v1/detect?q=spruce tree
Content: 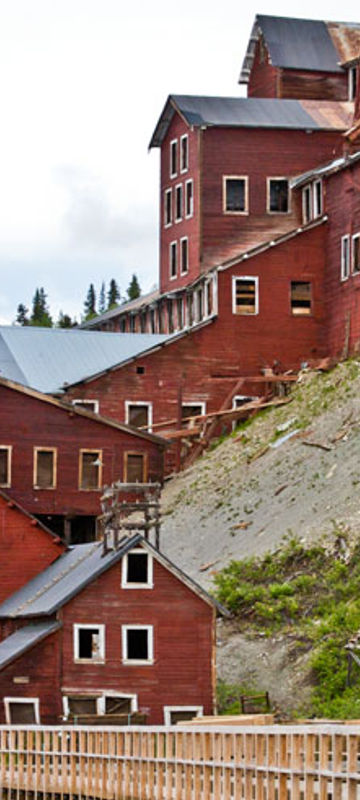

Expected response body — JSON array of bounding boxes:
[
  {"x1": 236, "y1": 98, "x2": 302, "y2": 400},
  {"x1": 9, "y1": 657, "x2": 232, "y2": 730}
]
[
  {"x1": 57, "y1": 311, "x2": 75, "y2": 328},
  {"x1": 30, "y1": 288, "x2": 53, "y2": 327},
  {"x1": 126, "y1": 274, "x2": 141, "y2": 301},
  {"x1": 84, "y1": 284, "x2": 97, "y2": 320},
  {"x1": 15, "y1": 303, "x2": 30, "y2": 326},
  {"x1": 107, "y1": 279, "x2": 120, "y2": 309},
  {"x1": 99, "y1": 281, "x2": 106, "y2": 314}
]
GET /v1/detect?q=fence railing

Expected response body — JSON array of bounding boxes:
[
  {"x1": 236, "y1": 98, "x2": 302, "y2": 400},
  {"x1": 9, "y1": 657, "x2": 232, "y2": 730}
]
[{"x1": 0, "y1": 723, "x2": 360, "y2": 799}]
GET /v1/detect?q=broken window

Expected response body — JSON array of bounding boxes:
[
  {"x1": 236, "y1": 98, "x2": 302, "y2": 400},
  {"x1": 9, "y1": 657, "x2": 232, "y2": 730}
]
[
  {"x1": 175, "y1": 184, "x2": 183, "y2": 221},
  {"x1": 268, "y1": 178, "x2": 289, "y2": 213},
  {"x1": 72, "y1": 399, "x2": 99, "y2": 413},
  {"x1": 341, "y1": 235, "x2": 351, "y2": 281},
  {"x1": 170, "y1": 241, "x2": 177, "y2": 279},
  {"x1": 170, "y1": 139, "x2": 177, "y2": 178},
  {"x1": 125, "y1": 403, "x2": 152, "y2": 430},
  {"x1": 224, "y1": 177, "x2": 247, "y2": 213},
  {"x1": 180, "y1": 134, "x2": 188, "y2": 172},
  {"x1": 232, "y1": 277, "x2": 258, "y2": 315},
  {"x1": 124, "y1": 452, "x2": 147, "y2": 483},
  {"x1": 353, "y1": 234, "x2": 360, "y2": 274},
  {"x1": 180, "y1": 237, "x2": 188, "y2": 274},
  {"x1": 164, "y1": 188, "x2": 172, "y2": 227},
  {"x1": 34, "y1": 448, "x2": 56, "y2": 489},
  {"x1": 291, "y1": 281, "x2": 311, "y2": 315},
  {"x1": 79, "y1": 450, "x2": 102, "y2": 490},
  {"x1": 185, "y1": 179, "x2": 193, "y2": 218},
  {"x1": 122, "y1": 550, "x2": 152, "y2": 587},
  {"x1": 74, "y1": 624, "x2": 105, "y2": 662},
  {"x1": 182, "y1": 403, "x2": 205, "y2": 421},
  {"x1": 122, "y1": 625, "x2": 153, "y2": 663},
  {"x1": 0, "y1": 447, "x2": 11, "y2": 487}
]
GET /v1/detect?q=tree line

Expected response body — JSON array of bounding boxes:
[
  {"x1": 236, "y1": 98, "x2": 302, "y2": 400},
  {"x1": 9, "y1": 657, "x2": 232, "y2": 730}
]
[{"x1": 15, "y1": 275, "x2": 141, "y2": 328}]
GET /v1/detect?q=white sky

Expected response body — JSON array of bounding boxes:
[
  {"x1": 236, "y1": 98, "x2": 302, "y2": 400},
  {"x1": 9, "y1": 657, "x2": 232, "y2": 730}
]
[{"x1": 1, "y1": 0, "x2": 359, "y2": 324}]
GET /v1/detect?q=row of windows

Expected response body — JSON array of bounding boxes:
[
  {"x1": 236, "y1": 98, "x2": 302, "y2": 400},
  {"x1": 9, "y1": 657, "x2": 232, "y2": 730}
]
[
  {"x1": 164, "y1": 180, "x2": 193, "y2": 227},
  {"x1": 169, "y1": 237, "x2": 188, "y2": 278},
  {"x1": 232, "y1": 277, "x2": 312, "y2": 316},
  {"x1": 224, "y1": 176, "x2": 290, "y2": 214},
  {"x1": 169, "y1": 135, "x2": 189, "y2": 178},
  {"x1": 341, "y1": 233, "x2": 360, "y2": 281},
  {"x1": 74, "y1": 623, "x2": 153, "y2": 664},
  {"x1": 0, "y1": 447, "x2": 147, "y2": 490}
]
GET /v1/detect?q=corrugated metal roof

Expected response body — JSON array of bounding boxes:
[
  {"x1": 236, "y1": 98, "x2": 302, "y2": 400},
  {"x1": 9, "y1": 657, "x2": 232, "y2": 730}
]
[
  {"x1": 150, "y1": 95, "x2": 353, "y2": 147},
  {"x1": 81, "y1": 288, "x2": 160, "y2": 329},
  {"x1": 0, "y1": 621, "x2": 61, "y2": 669},
  {"x1": 0, "y1": 327, "x2": 172, "y2": 393},
  {"x1": 291, "y1": 149, "x2": 360, "y2": 187}
]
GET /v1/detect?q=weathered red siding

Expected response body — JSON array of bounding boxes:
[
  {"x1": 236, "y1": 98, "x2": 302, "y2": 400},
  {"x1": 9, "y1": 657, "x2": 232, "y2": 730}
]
[{"x1": 0, "y1": 631, "x2": 61, "y2": 725}]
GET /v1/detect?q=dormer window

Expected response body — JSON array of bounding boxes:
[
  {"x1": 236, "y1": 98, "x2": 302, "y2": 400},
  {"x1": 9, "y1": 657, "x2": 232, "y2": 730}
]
[{"x1": 349, "y1": 66, "x2": 358, "y2": 101}]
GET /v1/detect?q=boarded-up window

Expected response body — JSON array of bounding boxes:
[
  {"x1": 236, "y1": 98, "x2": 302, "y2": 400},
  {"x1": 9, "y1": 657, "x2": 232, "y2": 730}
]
[
  {"x1": 0, "y1": 447, "x2": 10, "y2": 486},
  {"x1": 268, "y1": 179, "x2": 289, "y2": 213},
  {"x1": 291, "y1": 282, "x2": 311, "y2": 315},
  {"x1": 233, "y1": 278, "x2": 258, "y2": 315},
  {"x1": 34, "y1": 449, "x2": 56, "y2": 489},
  {"x1": 124, "y1": 453, "x2": 146, "y2": 483},
  {"x1": 224, "y1": 177, "x2": 247, "y2": 212},
  {"x1": 8, "y1": 701, "x2": 37, "y2": 724},
  {"x1": 79, "y1": 451, "x2": 102, "y2": 490}
]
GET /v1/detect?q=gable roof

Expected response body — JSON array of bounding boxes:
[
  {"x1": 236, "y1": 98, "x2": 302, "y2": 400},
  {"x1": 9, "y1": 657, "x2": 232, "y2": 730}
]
[
  {"x1": 0, "y1": 536, "x2": 227, "y2": 619},
  {"x1": 0, "y1": 489, "x2": 66, "y2": 545},
  {"x1": 240, "y1": 15, "x2": 360, "y2": 84},
  {"x1": 0, "y1": 376, "x2": 167, "y2": 447},
  {"x1": 80, "y1": 288, "x2": 160, "y2": 329},
  {"x1": 291, "y1": 149, "x2": 360, "y2": 188},
  {"x1": 149, "y1": 95, "x2": 352, "y2": 148},
  {"x1": 0, "y1": 326, "x2": 172, "y2": 394},
  {"x1": 0, "y1": 621, "x2": 61, "y2": 670}
]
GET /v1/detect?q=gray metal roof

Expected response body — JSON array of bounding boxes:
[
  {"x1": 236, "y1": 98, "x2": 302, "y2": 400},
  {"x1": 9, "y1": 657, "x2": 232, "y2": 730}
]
[
  {"x1": 0, "y1": 621, "x2": 61, "y2": 669},
  {"x1": 256, "y1": 15, "x2": 342, "y2": 72},
  {"x1": 150, "y1": 95, "x2": 352, "y2": 147},
  {"x1": 0, "y1": 327, "x2": 172, "y2": 393},
  {"x1": 291, "y1": 150, "x2": 360, "y2": 187},
  {"x1": 81, "y1": 288, "x2": 160, "y2": 329}
]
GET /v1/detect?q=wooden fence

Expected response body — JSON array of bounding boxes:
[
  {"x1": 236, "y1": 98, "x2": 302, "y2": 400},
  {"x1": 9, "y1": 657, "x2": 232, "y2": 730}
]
[{"x1": 0, "y1": 723, "x2": 360, "y2": 799}]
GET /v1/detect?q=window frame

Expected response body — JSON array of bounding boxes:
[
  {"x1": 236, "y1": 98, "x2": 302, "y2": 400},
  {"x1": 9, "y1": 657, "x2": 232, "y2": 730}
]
[
  {"x1": 349, "y1": 65, "x2": 358, "y2": 101},
  {"x1": 33, "y1": 447, "x2": 57, "y2": 490},
  {"x1": 232, "y1": 276, "x2": 259, "y2": 316},
  {"x1": 180, "y1": 236, "x2": 188, "y2": 275},
  {"x1": 62, "y1": 691, "x2": 138, "y2": 719},
  {"x1": 185, "y1": 179, "x2": 193, "y2": 218},
  {"x1": 290, "y1": 281, "x2": 312, "y2": 316},
  {"x1": 302, "y1": 185, "x2": 312, "y2": 224},
  {"x1": 352, "y1": 233, "x2": 360, "y2": 274},
  {"x1": 123, "y1": 451, "x2": 148, "y2": 483},
  {"x1": 164, "y1": 188, "x2": 172, "y2": 228},
  {"x1": 341, "y1": 234, "x2": 351, "y2": 281},
  {"x1": 175, "y1": 184, "x2": 183, "y2": 223},
  {"x1": 72, "y1": 399, "x2": 99, "y2": 414},
  {"x1": 121, "y1": 548, "x2": 153, "y2": 589},
  {"x1": 125, "y1": 401, "x2": 153, "y2": 431},
  {"x1": 223, "y1": 175, "x2": 248, "y2": 215},
  {"x1": 78, "y1": 449, "x2": 103, "y2": 491},
  {"x1": 313, "y1": 179, "x2": 323, "y2": 218},
  {"x1": 163, "y1": 706, "x2": 203, "y2": 726},
  {"x1": 122, "y1": 624, "x2": 154, "y2": 665},
  {"x1": 169, "y1": 240, "x2": 178, "y2": 280},
  {"x1": 0, "y1": 445, "x2": 12, "y2": 488},
  {"x1": 267, "y1": 177, "x2": 290, "y2": 214},
  {"x1": 182, "y1": 402, "x2": 206, "y2": 421},
  {"x1": 180, "y1": 134, "x2": 189, "y2": 173},
  {"x1": 170, "y1": 139, "x2": 178, "y2": 178},
  {"x1": 4, "y1": 697, "x2": 40, "y2": 725},
  {"x1": 73, "y1": 623, "x2": 105, "y2": 664}
]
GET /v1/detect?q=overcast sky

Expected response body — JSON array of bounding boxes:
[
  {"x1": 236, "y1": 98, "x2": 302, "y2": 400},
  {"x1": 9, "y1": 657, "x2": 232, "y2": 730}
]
[{"x1": 1, "y1": 0, "x2": 359, "y2": 325}]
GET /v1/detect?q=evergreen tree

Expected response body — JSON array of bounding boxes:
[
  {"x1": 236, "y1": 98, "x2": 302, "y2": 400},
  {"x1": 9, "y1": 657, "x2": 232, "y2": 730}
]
[
  {"x1": 126, "y1": 274, "x2": 141, "y2": 301},
  {"x1": 107, "y1": 278, "x2": 120, "y2": 309},
  {"x1": 57, "y1": 311, "x2": 75, "y2": 328},
  {"x1": 99, "y1": 281, "x2": 106, "y2": 314},
  {"x1": 30, "y1": 287, "x2": 53, "y2": 327},
  {"x1": 84, "y1": 283, "x2": 97, "y2": 320},
  {"x1": 15, "y1": 303, "x2": 30, "y2": 326}
]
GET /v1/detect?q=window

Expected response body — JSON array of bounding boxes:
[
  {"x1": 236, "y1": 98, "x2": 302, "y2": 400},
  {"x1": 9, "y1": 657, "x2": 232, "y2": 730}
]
[
  {"x1": 167, "y1": 299, "x2": 174, "y2": 333},
  {"x1": 341, "y1": 235, "x2": 351, "y2": 281},
  {"x1": 223, "y1": 177, "x2": 248, "y2": 213},
  {"x1": 353, "y1": 234, "x2": 360, "y2": 274},
  {"x1": 291, "y1": 281, "x2": 311, "y2": 315},
  {"x1": 4, "y1": 698, "x2": 40, "y2": 725},
  {"x1": 180, "y1": 134, "x2": 188, "y2": 172},
  {"x1": 314, "y1": 180, "x2": 323, "y2": 218},
  {"x1": 63, "y1": 693, "x2": 137, "y2": 719},
  {"x1": 140, "y1": 313, "x2": 147, "y2": 333},
  {"x1": 74, "y1": 624, "x2": 105, "y2": 662},
  {"x1": 72, "y1": 399, "x2": 99, "y2": 413},
  {"x1": 232, "y1": 277, "x2": 258, "y2": 315},
  {"x1": 79, "y1": 450, "x2": 102, "y2": 490},
  {"x1": 177, "y1": 296, "x2": 184, "y2": 329},
  {"x1": 0, "y1": 446, "x2": 11, "y2": 487},
  {"x1": 196, "y1": 287, "x2": 204, "y2": 322},
  {"x1": 164, "y1": 189, "x2": 172, "y2": 227},
  {"x1": 34, "y1": 448, "x2": 57, "y2": 489},
  {"x1": 180, "y1": 237, "x2": 188, "y2": 274},
  {"x1": 175, "y1": 184, "x2": 182, "y2": 222},
  {"x1": 268, "y1": 178, "x2": 289, "y2": 213},
  {"x1": 170, "y1": 139, "x2": 178, "y2": 178},
  {"x1": 122, "y1": 549, "x2": 153, "y2": 588},
  {"x1": 125, "y1": 402, "x2": 152, "y2": 430},
  {"x1": 302, "y1": 185, "x2": 312, "y2": 224},
  {"x1": 205, "y1": 279, "x2": 213, "y2": 317},
  {"x1": 181, "y1": 403, "x2": 206, "y2": 421},
  {"x1": 349, "y1": 66, "x2": 358, "y2": 101},
  {"x1": 122, "y1": 625, "x2": 153, "y2": 664},
  {"x1": 186, "y1": 293, "x2": 193, "y2": 326},
  {"x1": 129, "y1": 315, "x2": 136, "y2": 333},
  {"x1": 170, "y1": 241, "x2": 177, "y2": 279},
  {"x1": 120, "y1": 317, "x2": 126, "y2": 332},
  {"x1": 124, "y1": 452, "x2": 148, "y2": 483},
  {"x1": 185, "y1": 179, "x2": 193, "y2": 218},
  {"x1": 164, "y1": 706, "x2": 203, "y2": 726}
]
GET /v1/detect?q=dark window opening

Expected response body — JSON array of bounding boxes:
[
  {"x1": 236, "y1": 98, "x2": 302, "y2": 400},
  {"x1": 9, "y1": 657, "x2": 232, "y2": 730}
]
[
  {"x1": 291, "y1": 281, "x2": 311, "y2": 315},
  {"x1": 78, "y1": 628, "x2": 101, "y2": 660},
  {"x1": 182, "y1": 405, "x2": 204, "y2": 421},
  {"x1": 105, "y1": 696, "x2": 132, "y2": 714},
  {"x1": 269, "y1": 179, "x2": 289, "y2": 213},
  {"x1": 170, "y1": 710, "x2": 197, "y2": 724},
  {"x1": 225, "y1": 178, "x2": 246, "y2": 212},
  {"x1": 186, "y1": 180, "x2": 193, "y2": 216},
  {"x1": 120, "y1": 318, "x2": 126, "y2": 332},
  {"x1": 127, "y1": 552, "x2": 148, "y2": 583},
  {"x1": 175, "y1": 185, "x2": 182, "y2": 221},
  {"x1": 165, "y1": 190, "x2": 172, "y2": 226},
  {"x1": 127, "y1": 629, "x2": 148, "y2": 660},
  {"x1": 0, "y1": 448, "x2": 10, "y2": 486},
  {"x1": 170, "y1": 140, "x2": 177, "y2": 176},
  {"x1": 353, "y1": 236, "x2": 360, "y2": 274},
  {"x1": 170, "y1": 243, "x2": 177, "y2": 278},
  {"x1": 128, "y1": 405, "x2": 149, "y2": 428},
  {"x1": 8, "y1": 702, "x2": 36, "y2": 724},
  {"x1": 125, "y1": 453, "x2": 146, "y2": 482},
  {"x1": 73, "y1": 400, "x2": 98, "y2": 413},
  {"x1": 136, "y1": 365, "x2": 145, "y2": 375},
  {"x1": 129, "y1": 315, "x2": 136, "y2": 333},
  {"x1": 167, "y1": 300, "x2": 174, "y2": 333},
  {"x1": 150, "y1": 309, "x2": 155, "y2": 333},
  {"x1": 68, "y1": 697, "x2": 97, "y2": 715},
  {"x1": 35, "y1": 450, "x2": 55, "y2": 489},
  {"x1": 180, "y1": 136, "x2": 188, "y2": 171},
  {"x1": 177, "y1": 297, "x2": 184, "y2": 328},
  {"x1": 181, "y1": 239, "x2": 188, "y2": 274}
]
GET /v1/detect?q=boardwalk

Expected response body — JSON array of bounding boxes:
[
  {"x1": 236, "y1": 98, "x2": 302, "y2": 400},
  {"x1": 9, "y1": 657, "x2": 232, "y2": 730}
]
[{"x1": 0, "y1": 723, "x2": 360, "y2": 799}]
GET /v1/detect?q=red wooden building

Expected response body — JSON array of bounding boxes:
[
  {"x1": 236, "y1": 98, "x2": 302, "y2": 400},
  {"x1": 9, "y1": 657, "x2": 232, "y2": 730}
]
[
  {"x1": 0, "y1": 377, "x2": 166, "y2": 542},
  {"x1": 0, "y1": 534, "x2": 221, "y2": 725}
]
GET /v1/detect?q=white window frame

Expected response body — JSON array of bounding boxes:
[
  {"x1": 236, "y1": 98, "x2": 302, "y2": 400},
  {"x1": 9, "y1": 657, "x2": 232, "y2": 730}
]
[
  {"x1": 33, "y1": 447, "x2": 57, "y2": 490},
  {"x1": 223, "y1": 175, "x2": 248, "y2": 215},
  {"x1": 0, "y1": 445, "x2": 12, "y2": 488},
  {"x1": 182, "y1": 402, "x2": 206, "y2": 420},
  {"x1": 180, "y1": 134, "x2": 189, "y2": 173},
  {"x1": 169, "y1": 240, "x2": 178, "y2": 280},
  {"x1": 185, "y1": 179, "x2": 193, "y2": 218},
  {"x1": 4, "y1": 697, "x2": 40, "y2": 725},
  {"x1": 121, "y1": 548, "x2": 154, "y2": 589},
  {"x1": 232, "y1": 276, "x2": 259, "y2": 316},
  {"x1": 341, "y1": 234, "x2": 351, "y2": 281},
  {"x1": 352, "y1": 233, "x2": 360, "y2": 274},
  {"x1": 175, "y1": 184, "x2": 183, "y2": 223},
  {"x1": 163, "y1": 706, "x2": 203, "y2": 726},
  {"x1": 125, "y1": 400, "x2": 153, "y2": 432},
  {"x1": 313, "y1": 179, "x2": 323, "y2": 218},
  {"x1": 62, "y1": 691, "x2": 138, "y2": 719},
  {"x1": 164, "y1": 188, "x2": 172, "y2": 228},
  {"x1": 302, "y1": 185, "x2": 312, "y2": 224},
  {"x1": 73, "y1": 624, "x2": 105, "y2": 664},
  {"x1": 72, "y1": 399, "x2": 99, "y2": 414},
  {"x1": 170, "y1": 139, "x2": 178, "y2": 178},
  {"x1": 180, "y1": 236, "x2": 188, "y2": 275},
  {"x1": 122, "y1": 624, "x2": 154, "y2": 665},
  {"x1": 267, "y1": 177, "x2": 290, "y2": 214}
]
